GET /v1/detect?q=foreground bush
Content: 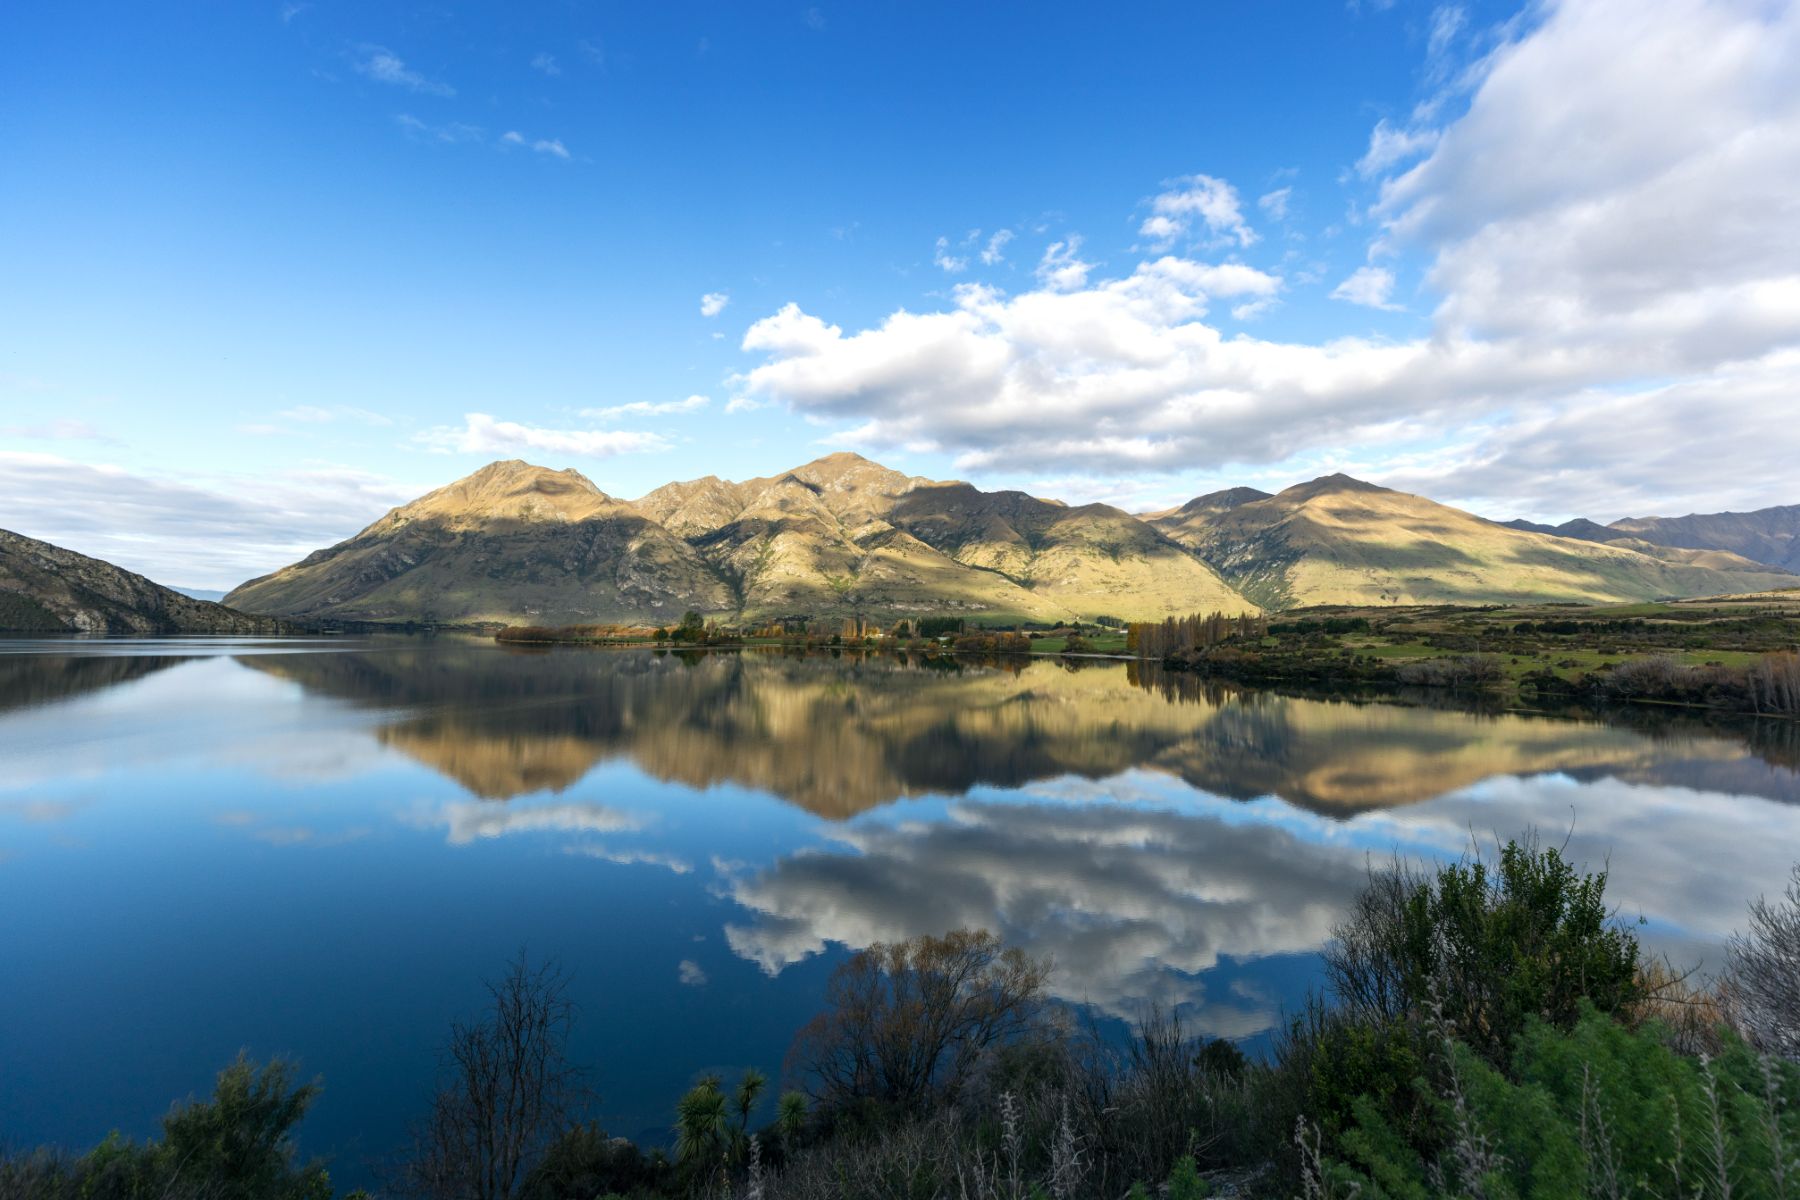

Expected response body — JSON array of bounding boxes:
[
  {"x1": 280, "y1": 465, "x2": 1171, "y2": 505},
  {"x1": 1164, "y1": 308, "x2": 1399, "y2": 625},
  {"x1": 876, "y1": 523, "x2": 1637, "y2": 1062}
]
[
  {"x1": 0, "y1": 1056, "x2": 331, "y2": 1200},
  {"x1": 1312, "y1": 1007, "x2": 1800, "y2": 1199}
]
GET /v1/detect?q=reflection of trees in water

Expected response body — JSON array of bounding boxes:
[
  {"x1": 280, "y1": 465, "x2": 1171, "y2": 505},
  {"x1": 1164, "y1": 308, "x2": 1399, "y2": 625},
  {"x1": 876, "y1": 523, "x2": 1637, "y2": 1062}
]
[
  {"x1": 0, "y1": 652, "x2": 186, "y2": 716},
  {"x1": 235, "y1": 642, "x2": 1800, "y2": 814}
]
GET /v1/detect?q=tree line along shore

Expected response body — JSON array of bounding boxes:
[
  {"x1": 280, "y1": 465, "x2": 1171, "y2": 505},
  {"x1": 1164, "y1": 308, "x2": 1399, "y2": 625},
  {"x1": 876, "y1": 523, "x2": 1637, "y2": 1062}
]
[{"x1": 493, "y1": 594, "x2": 1800, "y2": 719}]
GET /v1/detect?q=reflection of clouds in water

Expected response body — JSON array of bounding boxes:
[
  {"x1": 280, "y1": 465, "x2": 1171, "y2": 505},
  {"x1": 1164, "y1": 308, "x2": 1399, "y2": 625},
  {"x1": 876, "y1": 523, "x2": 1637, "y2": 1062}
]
[
  {"x1": 437, "y1": 801, "x2": 646, "y2": 846},
  {"x1": 724, "y1": 771, "x2": 1800, "y2": 1033},
  {"x1": 0, "y1": 797, "x2": 94, "y2": 822},
  {"x1": 564, "y1": 843, "x2": 693, "y2": 875},
  {"x1": 1347, "y1": 774, "x2": 1800, "y2": 959},
  {"x1": 678, "y1": 959, "x2": 708, "y2": 986},
  {"x1": 724, "y1": 798, "x2": 1367, "y2": 1026}
]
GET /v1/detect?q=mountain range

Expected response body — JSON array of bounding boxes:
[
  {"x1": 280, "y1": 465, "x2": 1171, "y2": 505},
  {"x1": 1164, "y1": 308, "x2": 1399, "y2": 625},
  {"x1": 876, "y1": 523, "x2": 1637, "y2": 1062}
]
[
  {"x1": 216, "y1": 454, "x2": 1794, "y2": 626},
  {"x1": 7, "y1": 454, "x2": 1794, "y2": 633},
  {"x1": 1503, "y1": 505, "x2": 1800, "y2": 573}
]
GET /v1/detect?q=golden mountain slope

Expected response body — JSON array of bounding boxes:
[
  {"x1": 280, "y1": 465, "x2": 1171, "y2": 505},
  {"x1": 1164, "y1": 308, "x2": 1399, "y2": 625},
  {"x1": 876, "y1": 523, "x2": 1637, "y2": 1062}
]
[
  {"x1": 1151, "y1": 474, "x2": 1796, "y2": 609},
  {"x1": 638, "y1": 452, "x2": 1255, "y2": 621},
  {"x1": 887, "y1": 483, "x2": 1256, "y2": 619},
  {"x1": 225, "y1": 460, "x2": 734, "y2": 625}
]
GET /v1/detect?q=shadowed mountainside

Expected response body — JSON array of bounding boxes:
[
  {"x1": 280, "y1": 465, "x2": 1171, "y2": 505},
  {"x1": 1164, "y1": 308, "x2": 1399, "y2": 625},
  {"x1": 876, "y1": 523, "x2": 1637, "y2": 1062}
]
[
  {"x1": 0, "y1": 528, "x2": 287, "y2": 634},
  {"x1": 1504, "y1": 504, "x2": 1800, "y2": 572}
]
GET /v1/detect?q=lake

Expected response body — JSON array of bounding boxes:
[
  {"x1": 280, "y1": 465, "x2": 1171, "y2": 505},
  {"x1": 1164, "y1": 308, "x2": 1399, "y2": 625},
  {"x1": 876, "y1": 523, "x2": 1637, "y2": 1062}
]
[{"x1": 3, "y1": 635, "x2": 1798, "y2": 1186}]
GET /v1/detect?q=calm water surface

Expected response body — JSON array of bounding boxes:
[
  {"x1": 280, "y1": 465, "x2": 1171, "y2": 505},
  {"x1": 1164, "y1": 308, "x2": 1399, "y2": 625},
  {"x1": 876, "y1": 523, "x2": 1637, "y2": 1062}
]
[{"x1": 3, "y1": 636, "x2": 1798, "y2": 1184}]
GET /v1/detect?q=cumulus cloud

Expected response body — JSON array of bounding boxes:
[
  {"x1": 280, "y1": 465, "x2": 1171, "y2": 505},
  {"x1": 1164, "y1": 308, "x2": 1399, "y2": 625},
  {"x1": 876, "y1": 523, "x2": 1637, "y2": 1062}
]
[
  {"x1": 678, "y1": 959, "x2": 708, "y2": 985},
  {"x1": 0, "y1": 451, "x2": 424, "y2": 589},
  {"x1": 353, "y1": 46, "x2": 453, "y2": 96},
  {"x1": 1330, "y1": 265, "x2": 1403, "y2": 310},
  {"x1": 582, "y1": 395, "x2": 710, "y2": 420},
  {"x1": 1256, "y1": 187, "x2": 1292, "y2": 221},
  {"x1": 733, "y1": 0, "x2": 1800, "y2": 510},
  {"x1": 1139, "y1": 175, "x2": 1257, "y2": 248},
  {"x1": 979, "y1": 229, "x2": 1014, "y2": 265},
  {"x1": 699, "y1": 291, "x2": 730, "y2": 317},
  {"x1": 530, "y1": 52, "x2": 561, "y2": 76},
  {"x1": 417, "y1": 413, "x2": 671, "y2": 458}
]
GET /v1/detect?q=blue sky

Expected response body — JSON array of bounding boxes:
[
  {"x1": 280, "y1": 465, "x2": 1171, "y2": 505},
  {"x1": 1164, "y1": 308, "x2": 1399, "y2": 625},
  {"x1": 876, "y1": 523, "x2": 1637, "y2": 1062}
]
[{"x1": 4, "y1": 0, "x2": 1798, "y2": 587}]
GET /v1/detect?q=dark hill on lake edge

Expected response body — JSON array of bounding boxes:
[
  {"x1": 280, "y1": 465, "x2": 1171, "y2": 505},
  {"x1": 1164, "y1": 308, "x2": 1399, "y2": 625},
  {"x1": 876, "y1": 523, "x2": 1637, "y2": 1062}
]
[
  {"x1": 220, "y1": 457, "x2": 1795, "y2": 626},
  {"x1": 0, "y1": 528, "x2": 287, "y2": 634},
  {"x1": 1505, "y1": 503, "x2": 1800, "y2": 572}
]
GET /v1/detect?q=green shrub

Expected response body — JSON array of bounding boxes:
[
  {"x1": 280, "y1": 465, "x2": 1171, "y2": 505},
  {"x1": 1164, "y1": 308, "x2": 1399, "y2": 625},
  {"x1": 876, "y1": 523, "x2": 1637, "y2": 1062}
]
[
  {"x1": 0, "y1": 1056, "x2": 329, "y2": 1200},
  {"x1": 1321, "y1": 1008, "x2": 1800, "y2": 1200},
  {"x1": 1325, "y1": 838, "x2": 1642, "y2": 1068}
]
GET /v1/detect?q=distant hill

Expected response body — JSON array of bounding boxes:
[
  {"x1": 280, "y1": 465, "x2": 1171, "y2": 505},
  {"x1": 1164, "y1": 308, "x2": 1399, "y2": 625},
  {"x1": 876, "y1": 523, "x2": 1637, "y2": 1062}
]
[
  {"x1": 1501, "y1": 504, "x2": 1800, "y2": 572},
  {"x1": 0, "y1": 529, "x2": 286, "y2": 634},
  {"x1": 1499, "y1": 517, "x2": 1620, "y2": 543},
  {"x1": 1608, "y1": 505, "x2": 1800, "y2": 572},
  {"x1": 225, "y1": 460, "x2": 734, "y2": 626},
  {"x1": 1149, "y1": 475, "x2": 1794, "y2": 609},
  {"x1": 171, "y1": 586, "x2": 227, "y2": 602}
]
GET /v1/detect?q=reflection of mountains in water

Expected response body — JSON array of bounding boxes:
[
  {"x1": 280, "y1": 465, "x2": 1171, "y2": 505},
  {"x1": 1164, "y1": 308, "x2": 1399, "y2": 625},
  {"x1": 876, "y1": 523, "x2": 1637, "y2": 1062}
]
[
  {"x1": 0, "y1": 651, "x2": 187, "y2": 716},
  {"x1": 234, "y1": 642, "x2": 1800, "y2": 813}
]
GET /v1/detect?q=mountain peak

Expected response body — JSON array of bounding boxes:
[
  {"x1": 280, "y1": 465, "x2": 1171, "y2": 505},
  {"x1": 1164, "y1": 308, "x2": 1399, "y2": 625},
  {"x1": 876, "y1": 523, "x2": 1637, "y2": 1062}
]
[
  {"x1": 1279, "y1": 473, "x2": 1392, "y2": 502},
  {"x1": 382, "y1": 459, "x2": 613, "y2": 528}
]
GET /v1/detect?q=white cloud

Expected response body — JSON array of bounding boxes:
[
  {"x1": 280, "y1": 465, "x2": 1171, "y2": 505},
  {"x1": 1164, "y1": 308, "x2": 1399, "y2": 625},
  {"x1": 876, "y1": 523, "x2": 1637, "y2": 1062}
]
[
  {"x1": 417, "y1": 413, "x2": 671, "y2": 458},
  {"x1": 1356, "y1": 118, "x2": 1438, "y2": 178},
  {"x1": 501, "y1": 131, "x2": 569, "y2": 158},
  {"x1": 1330, "y1": 265, "x2": 1403, "y2": 310},
  {"x1": 1035, "y1": 237, "x2": 1092, "y2": 291},
  {"x1": 678, "y1": 959, "x2": 708, "y2": 985},
  {"x1": 980, "y1": 229, "x2": 1014, "y2": 265},
  {"x1": 699, "y1": 291, "x2": 730, "y2": 317},
  {"x1": 530, "y1": 52, "x2": 561, "y2": 76},
  {"x1": 582, "y1": 395, "x2": 710, "y2": 420},
  {"x1": 1139, "y1": 174, "x2": 1257, "y2": 248},
  {"x1": 353, "y1": 46, "x2": 453, "y2": 96},
  {"x1": 1257, "y1": 187, "x2": 1292, "y2": 221},
  {"x1": 0, "y1": 452, "x2": 424, "y2": 589},
  {"x1": 933, "y1": 236, "x2": 969, "y2": 274},
  {"x1": 734, "y1": 0, "x2": 1800, "y2": 510}
]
